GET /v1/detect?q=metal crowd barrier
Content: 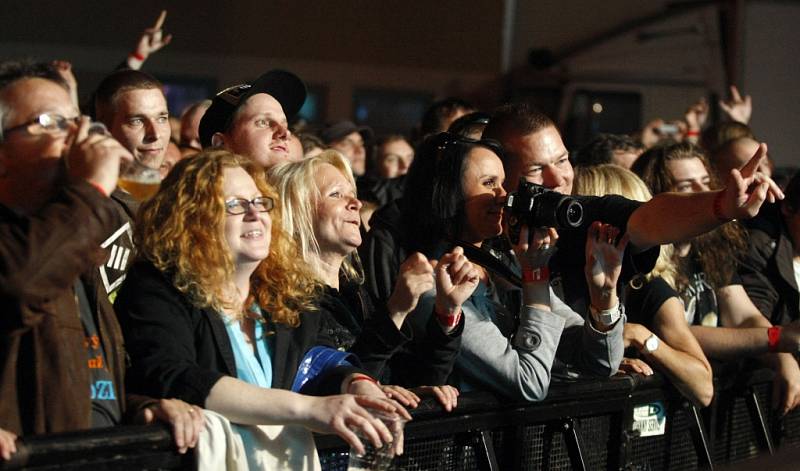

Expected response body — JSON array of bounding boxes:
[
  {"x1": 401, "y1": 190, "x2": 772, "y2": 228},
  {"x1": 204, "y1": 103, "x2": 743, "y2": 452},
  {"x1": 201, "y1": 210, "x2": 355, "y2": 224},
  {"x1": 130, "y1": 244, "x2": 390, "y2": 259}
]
[{"x1": 3, "y1": 364, "x2": 800, "y2": 470}]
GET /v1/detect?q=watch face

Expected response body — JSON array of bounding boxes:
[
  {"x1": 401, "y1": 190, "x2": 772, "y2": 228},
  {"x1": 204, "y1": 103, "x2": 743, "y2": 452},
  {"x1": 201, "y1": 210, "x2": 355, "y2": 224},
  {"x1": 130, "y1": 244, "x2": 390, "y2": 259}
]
[{"x1": 645, "y1": 335, "x2": 659, "y2": 353}]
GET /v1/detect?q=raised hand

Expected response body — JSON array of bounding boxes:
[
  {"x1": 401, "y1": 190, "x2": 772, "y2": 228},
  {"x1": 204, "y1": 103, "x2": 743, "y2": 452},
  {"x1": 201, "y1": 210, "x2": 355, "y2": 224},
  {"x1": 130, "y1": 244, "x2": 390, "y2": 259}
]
[
  {"x1": 433, "y1": 246, "x2": 479, "y2": 322},
  {"x1": 0, "y1": 427, "x2": 17, "y2": 461},
  {"x1": 52, "y1": 60, "x2": 79, "y2": 107},
  {"x1": 128, "y1": 10, "x2": 173, "y2": 69},
  {"x1": 719, "y1": 85, "x2": 752, "y2": 124},
  {"x1": 584, "y1": 222, "x2": 628, "y2": 310},
  {"x1": 512, "y1": 225, "x2": 558, "y2": 271},
  {"x1": 717, "y1": 142, "x2": 784, "y2": 220},
  {"x1": 386, "y1": 253, "x2": 435, "y2": 327}
]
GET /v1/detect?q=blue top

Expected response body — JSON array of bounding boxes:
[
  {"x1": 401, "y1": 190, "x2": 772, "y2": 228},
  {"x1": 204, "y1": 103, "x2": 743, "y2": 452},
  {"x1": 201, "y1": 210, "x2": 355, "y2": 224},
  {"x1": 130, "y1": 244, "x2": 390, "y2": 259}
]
[{"x1": 223, "y1": 306, "x2": 273, "y2": 389}]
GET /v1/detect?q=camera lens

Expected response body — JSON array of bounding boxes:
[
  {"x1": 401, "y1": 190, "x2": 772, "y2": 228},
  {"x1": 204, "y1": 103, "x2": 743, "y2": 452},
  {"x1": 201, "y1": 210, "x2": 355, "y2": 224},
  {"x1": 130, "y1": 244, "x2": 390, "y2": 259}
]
[{"x1": 562, "y1": 200, "x2": 584, "y2": 228}]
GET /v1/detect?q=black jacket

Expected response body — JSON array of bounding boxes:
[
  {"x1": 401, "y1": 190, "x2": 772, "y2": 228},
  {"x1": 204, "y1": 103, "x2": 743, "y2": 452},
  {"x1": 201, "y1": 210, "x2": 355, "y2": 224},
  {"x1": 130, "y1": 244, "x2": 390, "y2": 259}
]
[
  {"x1": 114, "y1": 261, "x2": 361, "y2": 406},
  {"x1": 740, "y1": 203, "x2": 799, "y2": 325},
  {"x1": 317, "y1": 280, "x2": 463, "y2": 386}
]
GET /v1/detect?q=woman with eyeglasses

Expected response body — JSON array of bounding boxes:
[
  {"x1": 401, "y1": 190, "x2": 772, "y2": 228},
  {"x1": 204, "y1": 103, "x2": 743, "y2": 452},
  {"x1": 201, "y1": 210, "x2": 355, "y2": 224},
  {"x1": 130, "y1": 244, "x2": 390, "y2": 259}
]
[
  {"x1": 375, "y1": 132, "x2": 626, "y2": 401},
  {"x1": 269, "y1": 150, "x2": 474, "y2": 410},
  {"x1": 114, "y1": 149, "x2": 409, "y2": 465}
]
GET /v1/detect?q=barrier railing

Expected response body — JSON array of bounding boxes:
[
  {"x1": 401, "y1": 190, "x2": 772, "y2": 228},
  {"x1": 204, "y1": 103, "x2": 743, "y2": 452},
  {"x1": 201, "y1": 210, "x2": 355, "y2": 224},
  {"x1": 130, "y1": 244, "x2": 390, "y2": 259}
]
[{"x1": 3, "y1": 364, "x2": 799, "y2": 470}]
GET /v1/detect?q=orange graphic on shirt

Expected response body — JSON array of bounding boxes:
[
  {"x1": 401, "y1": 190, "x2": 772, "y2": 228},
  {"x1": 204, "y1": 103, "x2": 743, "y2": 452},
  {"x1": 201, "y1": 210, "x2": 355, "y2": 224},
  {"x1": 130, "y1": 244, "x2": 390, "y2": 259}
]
[
  {"x1": 84, "y1": 335, "x2": 100, "y2": 350},
  {"x1": 88, "y1": 354, "x2": 104, "y2": 369}
]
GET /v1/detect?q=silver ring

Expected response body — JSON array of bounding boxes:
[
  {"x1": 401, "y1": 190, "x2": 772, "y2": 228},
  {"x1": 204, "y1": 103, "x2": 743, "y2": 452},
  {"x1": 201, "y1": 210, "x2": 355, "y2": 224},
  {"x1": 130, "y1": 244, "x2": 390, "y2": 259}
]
[{"x1": 540, "y1": 244, "x2": 550, "y2": 251}]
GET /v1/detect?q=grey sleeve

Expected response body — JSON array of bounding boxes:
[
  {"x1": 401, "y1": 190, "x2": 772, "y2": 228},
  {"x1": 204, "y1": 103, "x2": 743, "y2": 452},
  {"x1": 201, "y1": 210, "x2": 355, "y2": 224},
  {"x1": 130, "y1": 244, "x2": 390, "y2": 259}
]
[
  {"x1": 456, "y1": 294, "x2": 566, "y2": 402},
  {"x1": 552, "y1": 289, "x2": 625, "y2": 377}
]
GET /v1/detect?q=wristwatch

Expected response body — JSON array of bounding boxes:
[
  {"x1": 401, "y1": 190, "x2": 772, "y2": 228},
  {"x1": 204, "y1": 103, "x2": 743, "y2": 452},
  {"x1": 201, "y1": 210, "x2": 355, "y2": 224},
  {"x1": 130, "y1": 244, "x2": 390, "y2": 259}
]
[{"x1": 643, "y1": 334, "x2": 660, "y2": 354}]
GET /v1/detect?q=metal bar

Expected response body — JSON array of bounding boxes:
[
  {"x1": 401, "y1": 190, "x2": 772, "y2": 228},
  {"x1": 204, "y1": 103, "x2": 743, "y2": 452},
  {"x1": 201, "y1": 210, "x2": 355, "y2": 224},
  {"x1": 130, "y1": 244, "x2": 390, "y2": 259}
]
[
  {"x1": 563, "y1": 418, "x2": 587, "y2": 471},
  {"x1": 687, "y1": 402, "x2": 715, "y2": 470},
  {"x1": 476, "y1": 430, "x2": 500, "y2": 471},
  {"x1": 747, "y1": 387, "x2": 775, "y2": 455}
]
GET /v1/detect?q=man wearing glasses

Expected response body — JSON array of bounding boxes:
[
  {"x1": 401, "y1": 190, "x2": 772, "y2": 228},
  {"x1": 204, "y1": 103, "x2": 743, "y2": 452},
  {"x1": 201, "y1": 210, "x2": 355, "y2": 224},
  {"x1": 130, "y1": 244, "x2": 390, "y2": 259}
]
[
  {"x1": 199, "y1": 69, "x2": 307, "y2": 170},
  {"x1": 0, "y1": 60, "x2": 200, "y2": 461}
]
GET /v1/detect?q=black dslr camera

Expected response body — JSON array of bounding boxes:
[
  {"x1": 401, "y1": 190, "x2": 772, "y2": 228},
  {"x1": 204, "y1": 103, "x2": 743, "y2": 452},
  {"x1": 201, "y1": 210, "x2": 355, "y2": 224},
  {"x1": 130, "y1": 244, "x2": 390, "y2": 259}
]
[{"x1": 504, "y1": 179, "x2": 584, "y2": 244}]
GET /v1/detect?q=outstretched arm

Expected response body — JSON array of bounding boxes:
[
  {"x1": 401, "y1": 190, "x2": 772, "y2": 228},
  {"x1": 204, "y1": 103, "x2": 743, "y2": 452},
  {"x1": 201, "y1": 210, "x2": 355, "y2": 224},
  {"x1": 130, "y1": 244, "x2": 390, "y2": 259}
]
[{"x1": 627, "y1": 143, "x2": 783, "y2": 250}]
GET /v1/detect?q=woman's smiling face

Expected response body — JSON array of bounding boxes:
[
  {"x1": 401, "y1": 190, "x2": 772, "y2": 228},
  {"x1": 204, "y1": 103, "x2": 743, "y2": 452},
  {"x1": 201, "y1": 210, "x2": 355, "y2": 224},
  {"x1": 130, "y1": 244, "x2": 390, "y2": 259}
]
[{"x1": 460, "y1": 146, "x2": 507, "y2": 245}]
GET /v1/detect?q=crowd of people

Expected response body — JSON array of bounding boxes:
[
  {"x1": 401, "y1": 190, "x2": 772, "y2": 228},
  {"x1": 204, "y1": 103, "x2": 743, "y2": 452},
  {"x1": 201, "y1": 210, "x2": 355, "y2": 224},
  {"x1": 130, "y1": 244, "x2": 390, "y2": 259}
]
[{"x1": 1, "y1": 10, "x2": 798, "y2": 469}]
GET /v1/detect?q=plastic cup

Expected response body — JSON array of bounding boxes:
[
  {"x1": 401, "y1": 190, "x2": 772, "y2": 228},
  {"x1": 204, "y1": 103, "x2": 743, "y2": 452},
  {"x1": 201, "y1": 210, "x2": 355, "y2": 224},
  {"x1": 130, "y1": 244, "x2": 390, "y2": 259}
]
[{"x1": 348, "y1": 410, "x2": 408, "y2": 471}]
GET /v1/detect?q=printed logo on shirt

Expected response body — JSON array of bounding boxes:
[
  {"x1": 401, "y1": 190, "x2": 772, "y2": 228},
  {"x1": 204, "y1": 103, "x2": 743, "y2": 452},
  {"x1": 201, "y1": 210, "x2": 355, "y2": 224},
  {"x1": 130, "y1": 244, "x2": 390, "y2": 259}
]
[
  {"x1": 91, "y1": 380, "x2": 116, "y2": 400},
  {"x1": 99, "y1": 222, "x2": 134, "y2": 295}
]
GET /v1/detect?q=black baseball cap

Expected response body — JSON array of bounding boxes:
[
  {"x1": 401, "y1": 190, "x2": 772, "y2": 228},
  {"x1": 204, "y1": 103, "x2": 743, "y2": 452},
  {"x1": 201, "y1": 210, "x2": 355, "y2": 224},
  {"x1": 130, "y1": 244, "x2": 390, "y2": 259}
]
[
  {"x1": 199, "y1": 69, "x2": 306, "y2": 148},
  {"x1": 320, "y1": 120, "x2": 374, "y2": 145}
]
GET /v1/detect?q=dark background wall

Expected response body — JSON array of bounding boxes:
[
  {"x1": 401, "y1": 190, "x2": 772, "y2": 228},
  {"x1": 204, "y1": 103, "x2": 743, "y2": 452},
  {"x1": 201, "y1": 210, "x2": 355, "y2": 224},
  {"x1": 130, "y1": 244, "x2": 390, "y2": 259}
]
[{"x1": 1, "y1": 1, "x2": 797, "y2": 165}]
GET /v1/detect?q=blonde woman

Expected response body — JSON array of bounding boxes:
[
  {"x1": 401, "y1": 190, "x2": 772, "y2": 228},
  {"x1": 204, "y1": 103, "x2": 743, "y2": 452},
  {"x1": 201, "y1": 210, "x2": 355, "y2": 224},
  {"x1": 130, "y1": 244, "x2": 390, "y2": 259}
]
[
  {"x1": 574, "y1": 164, "x2": 713, "y2": 406},
  {"x1": 114, "y1": 150, "x2": 409, "y2": 461},
  {"x1": 269, "y1": 150, "x2": 471, "y2": 410}
]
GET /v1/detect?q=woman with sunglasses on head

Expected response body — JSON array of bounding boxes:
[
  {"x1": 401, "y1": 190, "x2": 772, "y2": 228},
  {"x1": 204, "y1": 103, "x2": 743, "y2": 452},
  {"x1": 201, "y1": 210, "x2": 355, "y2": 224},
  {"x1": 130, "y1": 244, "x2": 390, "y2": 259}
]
[
  {"x1": 269, "y1": 150, "x2": 469, "y2": 410},
  {"x1": 114, "y1": 149, "x2": 409, "y2": 465},
  {"x1": 388, "y1": 133, "x2": 626, "y2": 401}
]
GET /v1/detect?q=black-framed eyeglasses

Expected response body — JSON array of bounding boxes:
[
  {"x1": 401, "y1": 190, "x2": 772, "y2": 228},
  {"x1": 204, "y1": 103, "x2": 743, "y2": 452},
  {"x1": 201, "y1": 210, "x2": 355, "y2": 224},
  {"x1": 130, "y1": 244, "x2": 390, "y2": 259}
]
[
  {"x1": 1, "y1": 113, "x2": 80, "y2": 137},
  {"x1": 224, "y1": 196, "x2": 274, "y2": 215}
]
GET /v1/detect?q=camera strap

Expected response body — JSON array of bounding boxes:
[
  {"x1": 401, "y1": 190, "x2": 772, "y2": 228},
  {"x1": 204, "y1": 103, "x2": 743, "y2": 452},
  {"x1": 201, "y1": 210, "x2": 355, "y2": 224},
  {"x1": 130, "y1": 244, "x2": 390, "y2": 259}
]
[{"x1": 458, "y1": 242, "x2": 522, "y2": 288}]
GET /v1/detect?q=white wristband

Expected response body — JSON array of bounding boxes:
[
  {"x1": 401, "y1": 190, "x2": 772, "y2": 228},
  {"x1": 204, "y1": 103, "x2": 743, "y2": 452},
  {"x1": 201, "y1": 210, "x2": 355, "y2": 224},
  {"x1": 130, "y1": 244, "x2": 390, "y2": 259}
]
[{"x1": 589, "y1": 302, "x2": 622, "y2": 327}]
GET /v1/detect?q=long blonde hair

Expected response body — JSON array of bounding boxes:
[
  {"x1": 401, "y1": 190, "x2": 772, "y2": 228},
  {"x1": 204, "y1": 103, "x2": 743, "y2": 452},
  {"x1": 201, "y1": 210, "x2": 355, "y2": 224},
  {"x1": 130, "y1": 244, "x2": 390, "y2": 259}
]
[
  {"x1": 268, "y1": 150, "x2": 364, "y2": 284},
  {"x1": 573, "y1": 164, "x2": 677, "y2": 288},
  {"x1": 135, "y1": 149, "x2": 320, "y2": 325}
]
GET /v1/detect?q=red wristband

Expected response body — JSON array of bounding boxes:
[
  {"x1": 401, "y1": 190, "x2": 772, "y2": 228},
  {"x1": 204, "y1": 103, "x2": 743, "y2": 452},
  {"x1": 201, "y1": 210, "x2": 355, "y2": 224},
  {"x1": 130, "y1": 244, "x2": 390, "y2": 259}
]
[
  {"x1": 713, "y1": 191, "x2": 732, "y2": 222},
  {"x1": 347, "y1": 374, "x2": 378, "y2": 392},
  {"x1": 129, "y1": 51, "x2": 146, "y2": 61},
  {"x1": 768, "y1": 326, "x2": 782, "y2": 352},
  {"x1": 436, "y1": 308, "x2": 462, "y2": 328},
  {"x1": 522, "y1": 266, "x2": 550, "y2": 283},
  {"x1": 88, "y1": 181, "x2": 108, "y2": 197},
  {"x1": 686, "y1": 130, "x2": 700, "y2": 137}
]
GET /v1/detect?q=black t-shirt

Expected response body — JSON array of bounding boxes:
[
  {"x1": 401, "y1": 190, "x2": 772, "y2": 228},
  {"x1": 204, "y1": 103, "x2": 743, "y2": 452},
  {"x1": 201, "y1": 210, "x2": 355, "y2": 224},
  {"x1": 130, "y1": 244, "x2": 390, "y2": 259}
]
[
  {"x1": 678, "y1": 256, "x2": 742, "y2": 327},
  {"x1": 550, "y1": 194, "x2": 660, "y2": 314},
  {"x1": 75, "y1": 280, "x2": 122, "y2": 427},
  {"x1": 625, "y1": 276, "x2": 678, "y2": 328}
]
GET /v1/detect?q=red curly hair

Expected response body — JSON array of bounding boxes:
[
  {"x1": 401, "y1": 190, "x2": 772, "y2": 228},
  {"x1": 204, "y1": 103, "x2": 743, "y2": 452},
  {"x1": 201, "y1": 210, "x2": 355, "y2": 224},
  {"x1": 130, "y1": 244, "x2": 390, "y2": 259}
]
[{"x1": 134, "y1": 149, "x2": 320, "y2": 325}]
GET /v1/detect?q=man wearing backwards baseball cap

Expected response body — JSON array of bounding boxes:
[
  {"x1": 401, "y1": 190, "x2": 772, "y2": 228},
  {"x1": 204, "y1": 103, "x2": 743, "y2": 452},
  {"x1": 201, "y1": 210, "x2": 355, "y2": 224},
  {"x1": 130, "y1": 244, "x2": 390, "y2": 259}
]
[{"x1": 199, "y1": 69, "x2": 306, "y2": 169}]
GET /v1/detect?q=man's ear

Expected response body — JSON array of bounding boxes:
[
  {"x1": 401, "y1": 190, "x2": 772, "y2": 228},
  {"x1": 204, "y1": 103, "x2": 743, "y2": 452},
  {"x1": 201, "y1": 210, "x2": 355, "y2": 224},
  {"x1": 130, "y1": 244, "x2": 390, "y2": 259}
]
[{"x1": 211, "y1": 132, "x2": 226, "y2": 148}]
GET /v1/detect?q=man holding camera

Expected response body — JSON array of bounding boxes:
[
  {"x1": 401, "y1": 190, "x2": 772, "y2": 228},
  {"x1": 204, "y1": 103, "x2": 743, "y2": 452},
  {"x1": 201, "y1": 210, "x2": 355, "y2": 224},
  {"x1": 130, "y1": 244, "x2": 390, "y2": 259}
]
[
  {"x1": 483, "y1": 101, "x2": 782, "y2": 315},
  {"x1": 483, "y1": 102, "x2": 800, "y2": 414}
]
